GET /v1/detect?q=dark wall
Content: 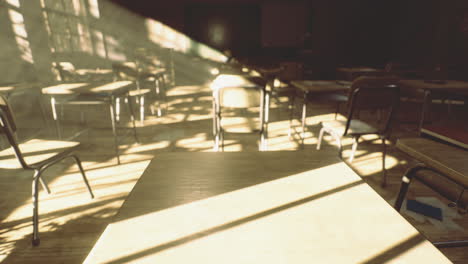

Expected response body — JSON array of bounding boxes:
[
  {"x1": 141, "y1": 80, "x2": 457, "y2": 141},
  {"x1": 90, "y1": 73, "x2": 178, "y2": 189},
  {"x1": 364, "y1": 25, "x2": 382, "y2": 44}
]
[
  {"x1": 111, "y1": 0, "x2": 468, "y2": 70},
  {"x1": 185, "y1": 4, "x2": 261, "y2": 57}
]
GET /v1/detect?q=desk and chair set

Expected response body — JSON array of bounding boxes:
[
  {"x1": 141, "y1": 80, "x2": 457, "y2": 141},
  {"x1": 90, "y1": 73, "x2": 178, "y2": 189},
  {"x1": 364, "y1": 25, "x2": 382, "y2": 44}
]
[
  {"x1": 0, "y1": 59, "x2": 168, "y2": 245},
  {"x1": 211, "y1": 62, "x2": 468, "y2": 251},
  {"x1": 2, "y1": 58, "x2": 468, "y2": 261}
]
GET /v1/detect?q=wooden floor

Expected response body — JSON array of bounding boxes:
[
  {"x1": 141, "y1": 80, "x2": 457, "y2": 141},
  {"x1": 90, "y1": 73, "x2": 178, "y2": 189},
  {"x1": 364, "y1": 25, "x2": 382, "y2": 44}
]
[{"x1": 0, "y1": 81, "x2": 467, "y2": 263}]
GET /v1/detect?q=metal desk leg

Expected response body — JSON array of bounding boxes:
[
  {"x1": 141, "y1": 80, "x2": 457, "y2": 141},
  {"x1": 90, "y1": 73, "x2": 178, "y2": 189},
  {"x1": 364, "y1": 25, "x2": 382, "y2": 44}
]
[
  {"x1": 262, "y1": 91, "x2": 270, "y2": 151},
  {"x1": 259, "y1": 89, "x2": 265, "y2": 151},
  {"x1": 212, "y1": 97, "x2": 217, "y2": 136},
  {"x1": 301, "y1": 92, "x2": 308, "y2": 146},
  {"x1": 50, "y1": 96, "x2": 61, "y2": 139},
  {"x1": 288, "y1": 94, "x2": 296, "y2": 139},
  {"x1": 418, "y1": 90, "x2": 431, "y2": 134},
  {"x1": 381, "y1": 136, "x2": 387, "y2": 187},
  {"x1": 109, "y1": 96, "x2": 120, "y2": 164},
  {"x1": 139, "y1": 95, "x2": 145, "y2": 125},
  {"x1": 125, "y1": 94, "x2": 139, "y2": 143},
  {"x1": 213, "y1": 91, "x2": 221, "y2": 151},
  {"x1": 155, "y1": 78, "x2": 162, "y2": 117},
  {"x1": 115, "y1": 97, "x2": 120, "y2": 122}
]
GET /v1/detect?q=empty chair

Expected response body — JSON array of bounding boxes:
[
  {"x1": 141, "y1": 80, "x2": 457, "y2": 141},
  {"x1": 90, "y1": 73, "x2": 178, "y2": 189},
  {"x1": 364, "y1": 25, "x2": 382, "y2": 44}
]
[
  {"x1": 394, "y1": 137, "x2": 468, "y2": 248},
  {"x1": 316, "y1": 76, "x2": 400, "y2": 186},
  {"x1": 0, "y1": 95, "x2": 94, "y2": 246},
  {"x1": 212, "y1": 74, "x2": 269, "y2": 151}
]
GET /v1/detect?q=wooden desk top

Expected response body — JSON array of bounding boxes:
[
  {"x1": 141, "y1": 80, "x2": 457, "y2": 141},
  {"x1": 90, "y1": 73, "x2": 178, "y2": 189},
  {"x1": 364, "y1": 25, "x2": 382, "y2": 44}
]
[
  {"x1": 399, "y1": 79, "x2": 468, "y2": 93},
  {"x1": 74, "y1": 69, "x2": 113, "y2": 75},
  {"x1": 336, "y1": 67, "x2": 382, "y2": 73},
  {"x1": 291, "y1": 80, "x2": 352, "y2": 93},
  {"x1": 85, "y1": 151, "x2": 449, "y2": 264},
  {"x1": 397, "y1": 137, "x2": 468, "y2": 188},
  {"x1": 41, "y1": 81, "x2": 134, "y2": 96},
  {"x1": 140, "y1": 68, "x2": 166, "y2": 78},
  {"x1": 0, "y1": 82, "x2": 38, "y2": 96},
  {"x1": 211, "y1": 74, "x2": 266, "y2": 91}
]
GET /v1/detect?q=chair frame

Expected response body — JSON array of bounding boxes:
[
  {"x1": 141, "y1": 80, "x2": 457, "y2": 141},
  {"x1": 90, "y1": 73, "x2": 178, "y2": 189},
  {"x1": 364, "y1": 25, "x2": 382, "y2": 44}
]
[
  {"x1": 394, "y1": 164, "x2": 468, "y2": 248},
  {"x1": 0, "y1": 95, "x2": 94, "y2": 246},
  {"x1": 317, "y1": 85, "x2": 400, "y2": 187},
  {"x1": 212, "y1": 83, "x2": 269, "y2": 151}
]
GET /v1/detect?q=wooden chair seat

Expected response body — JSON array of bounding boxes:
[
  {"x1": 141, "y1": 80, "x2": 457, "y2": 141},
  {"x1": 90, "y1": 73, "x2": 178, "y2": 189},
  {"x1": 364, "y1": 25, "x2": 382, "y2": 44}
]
[
  {"x1": 321, "y1": 119, "x2": 378, "y2": 136},
  {"x1": 0, "y1": 139, "x2": 79, "y2": 169}
]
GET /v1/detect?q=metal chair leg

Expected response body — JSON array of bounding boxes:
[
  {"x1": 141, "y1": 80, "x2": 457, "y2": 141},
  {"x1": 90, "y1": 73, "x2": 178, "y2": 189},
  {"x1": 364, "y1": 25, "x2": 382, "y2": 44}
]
[
  {"x1": 125, "y1": 95, "x2": 139, "y2": 143},
  {"x1": 115, "y1": 97, "x2": 120, "y2": 122},
  {"x1": 214, "y1": 133, "x2": 220, "y2": 152},
  {"x1": 50, "y1": 97, "x2": 61, "y2": 139},
  {"x1": 220, "y1": 129, "x2": 224, "y2": 152},
  {"x1": 109, "y1": 98, "x2": 120, "y2": 165},
  {"x1": 381, "y1": 136, "x2": 387, "y2": 187},
  {"x1": 316, "y1": 127, "x2": 325, "y2": 150},
  {"x1": 288, "y1": 95, "x2": 295, "y2": 139},
  {"x1": 301, "y1": 94, "x2": 307, "y2": 143},
  {"x1": 139, "y1": 95, "x2": 145, "y2": 125},
  {"x1": 71, "y1": 155, "x2": 94, "y2": 198},
  {"x1": 334, "y1": 102, "x2": 340, "y2": 120},
  {"x1": 394, "y1": 166, "x2": 420, "y2": 211},
  {"x1": 349, "y1": 136, "x2": 359, "y2": 163},
  {"x1": 32, "y1": 169, "x2": 41, "y2": 246},
  {"x1": 335, "y1": 134, "x2": 343, "y2": 160},
  {"x1": 161, "y1": 75, "x2": 169, "y2": 112},
  {"x1": 262, "y1": 91, "x2": 270, "y2": 151}
]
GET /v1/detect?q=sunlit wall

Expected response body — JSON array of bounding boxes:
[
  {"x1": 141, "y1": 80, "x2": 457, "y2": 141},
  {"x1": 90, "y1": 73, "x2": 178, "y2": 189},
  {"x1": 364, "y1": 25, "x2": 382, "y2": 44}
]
[{"x1": 0, "y1": 0, "x2": 227, "y2": 84}]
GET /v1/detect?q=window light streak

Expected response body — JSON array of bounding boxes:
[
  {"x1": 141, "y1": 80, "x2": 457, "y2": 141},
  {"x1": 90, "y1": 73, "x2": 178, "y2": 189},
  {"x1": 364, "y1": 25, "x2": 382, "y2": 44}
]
[
  {"x1": 15, "y1": 36, "x2": 34, "y2": 63},
  {"x1": 6, "y1": 0, "x2": 20, "y2": 8},
  {"x1": 351, "y1": 152, "x2": 399, "y2": 176},
  {"x1": 8, "y1": 9, "x2": 24, "y2": 24},
  {"x1": 78, "y1": 22, "x2": 93, "y2": 54},
  {"x1": 104, "y1": 35, "x2": 126, "y2": 61},
  {"x1": 88, "y1": 81, "x2": 133, "y2": 92},
  {"x1": 12, "y1": 22, "x2": 27, "y2": 38},
  {"x1": 88, "y1": 0, "x2": 100, "y2": 18},
  {"x1": 72, "y1": 0, "x2": 82, "y2": 16},
  {"x1": 8, "y1": 8, "x2": 34, "y2": 64},
  {"x1": 91, "y1": 29, "x2": 106, "y2": 58},
  {"x1": 144, "y1": 19, "x2": 227, "y2": 62}
]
